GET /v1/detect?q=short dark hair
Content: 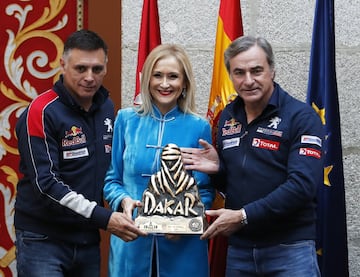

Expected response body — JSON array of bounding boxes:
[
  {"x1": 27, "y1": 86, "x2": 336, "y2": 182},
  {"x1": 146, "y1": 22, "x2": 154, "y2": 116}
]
[{"x1": 63, "y1": 29, "x2": 108, "y2": 57}]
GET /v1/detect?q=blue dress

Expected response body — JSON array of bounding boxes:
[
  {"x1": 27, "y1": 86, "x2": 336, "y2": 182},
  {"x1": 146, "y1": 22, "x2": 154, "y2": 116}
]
[{"x1": 104, "y1": 105, "x2": 215, "y2": 277}]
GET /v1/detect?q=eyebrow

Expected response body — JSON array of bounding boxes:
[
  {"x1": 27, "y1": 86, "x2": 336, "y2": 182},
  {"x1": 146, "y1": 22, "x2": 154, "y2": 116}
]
[
  {"x1": 75, "y1": 64, "x2": 104, "y2": 68},
  {"x1": 152, "y1": 71, "x2": 180, "y2": 74},
  {"x1": 233, "y1": 65, "x2": 264, "y2": 71}
]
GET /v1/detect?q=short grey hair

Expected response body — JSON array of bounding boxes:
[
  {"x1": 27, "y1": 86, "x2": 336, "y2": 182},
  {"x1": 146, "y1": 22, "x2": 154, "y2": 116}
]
[{"x1": 224, "y1": 36, "x2": 275, "y2": 73}]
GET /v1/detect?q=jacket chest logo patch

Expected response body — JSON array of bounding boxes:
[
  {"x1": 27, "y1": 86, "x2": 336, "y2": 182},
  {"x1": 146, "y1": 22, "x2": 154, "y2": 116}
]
[
  {"x1": 299, "y1": 148, "x2": 321, "y2": 159},
  {"x1": 104, "y1": 144, "x2": 112, "y2": 153},
  {"x1": 63, "y1": 147, "x2": 89, "y2": 159},
  {"x1": 104, "y1": 117, "x2": 113, "y2": 133},
  {"x1": 256, "y1": 127, "x2": 283, "y2": 137},
  {"x1": 62, "y1": 126, "x2": 86, "y2": 147},
  {"x1": 222, "y1": 118, "x2": 242, "y2": 136},
  {"x1": 223, "y1": 137, "x2": 240, "y2": 149},
  {"x1": 252, "y1": 138, "x2": 280, "y2": 151},
  {"x1": 301, "y1": 135, "x2": 322, "y2": 147},
  {"x1": 267, "y1": 116, "x2": 282, "y2": 129}
]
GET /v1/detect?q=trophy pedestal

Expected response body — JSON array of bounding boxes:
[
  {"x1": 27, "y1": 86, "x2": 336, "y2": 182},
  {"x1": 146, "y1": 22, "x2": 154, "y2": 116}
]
[{"x1": 135, "y1": 215, "x2": 206, "y2": 234}]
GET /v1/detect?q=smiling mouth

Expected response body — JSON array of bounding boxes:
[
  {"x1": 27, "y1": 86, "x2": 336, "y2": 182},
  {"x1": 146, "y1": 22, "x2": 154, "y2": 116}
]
[
  {"x1": 243, "y1": 87, "x2": 259, "y2": 94},
  {"x1": 159, "y1": 90, "x2": 172, "y2": 96},
  {"x1": 82, "y1": 86, "x2": 96, "y2": 91}
]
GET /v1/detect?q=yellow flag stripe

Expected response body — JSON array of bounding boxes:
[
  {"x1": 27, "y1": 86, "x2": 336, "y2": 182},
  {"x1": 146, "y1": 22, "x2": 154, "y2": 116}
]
[{"x1": 207, "y1": 17, "x2": 237, "y2": 125}]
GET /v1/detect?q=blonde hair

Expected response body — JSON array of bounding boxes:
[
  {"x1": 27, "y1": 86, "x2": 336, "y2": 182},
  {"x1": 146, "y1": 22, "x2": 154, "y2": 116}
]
[{"x1": 137, "y1": 44, "x2": 197, "y2": 115}]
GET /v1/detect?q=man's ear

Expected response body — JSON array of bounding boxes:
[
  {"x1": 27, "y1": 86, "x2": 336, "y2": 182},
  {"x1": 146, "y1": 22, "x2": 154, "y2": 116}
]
[
  {"x1": 271, "y1": 70, "x2": 276, "y2": 81},
  {"x1": 60, "y1": 57, "x2": 65, "y2": 72}
]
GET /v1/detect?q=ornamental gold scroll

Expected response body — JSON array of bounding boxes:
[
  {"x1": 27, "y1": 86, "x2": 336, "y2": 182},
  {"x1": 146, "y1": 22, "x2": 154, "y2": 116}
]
[{"x1": 135, "y1": 143, "x2": 207, "y2": 234}]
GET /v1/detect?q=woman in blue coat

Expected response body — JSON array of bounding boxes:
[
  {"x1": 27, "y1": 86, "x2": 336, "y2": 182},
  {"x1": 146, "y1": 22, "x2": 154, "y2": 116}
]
[{"x1": 104, "y1": 44, "x2": 214, "y2": 277}]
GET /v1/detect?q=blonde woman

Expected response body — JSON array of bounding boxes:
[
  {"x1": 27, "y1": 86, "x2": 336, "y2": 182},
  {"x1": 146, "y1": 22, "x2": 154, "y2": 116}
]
[{"x1": 104, "y1": 44, "x2": 214, "y2": 277}]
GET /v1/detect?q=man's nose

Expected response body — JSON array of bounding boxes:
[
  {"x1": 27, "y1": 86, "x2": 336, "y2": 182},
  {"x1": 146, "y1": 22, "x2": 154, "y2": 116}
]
[
  {"x1": 244, "y1": 72, "x2": 254, "y2": 84},
  {"x1": 84, "y1": 68, "x2": 95, "y2": 81}
]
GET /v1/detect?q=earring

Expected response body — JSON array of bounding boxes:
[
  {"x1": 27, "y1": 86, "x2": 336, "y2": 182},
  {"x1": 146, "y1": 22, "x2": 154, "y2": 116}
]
[{"x1": 181, "y1": 88, "x2": 186, "y2": 98}]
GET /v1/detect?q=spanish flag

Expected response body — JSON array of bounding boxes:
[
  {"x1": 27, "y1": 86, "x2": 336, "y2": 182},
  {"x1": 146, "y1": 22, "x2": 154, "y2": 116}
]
[
  {"x1": 207, "y1": 1, "x2": 243, "y2": 276},
  {"x1": 206, "y1": 0, "x2": 243, "y2": 143},
  {"x1": 306, "y1": 0, "x2": 349, "y2": 276},
  {"x1": 134, "y1": 0, "x2": 161, "y2": 105}
]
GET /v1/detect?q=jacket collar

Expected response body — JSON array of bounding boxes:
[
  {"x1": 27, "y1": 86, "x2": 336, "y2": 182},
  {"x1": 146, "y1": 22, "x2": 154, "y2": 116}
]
[{"x1": 151, "y1": 104, "x2": 181, "y2": 121}]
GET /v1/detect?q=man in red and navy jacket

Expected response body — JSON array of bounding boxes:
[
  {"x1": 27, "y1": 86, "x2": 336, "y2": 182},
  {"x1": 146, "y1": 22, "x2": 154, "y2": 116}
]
[{"x1": 14, "y1": 30, "x2": 145, "y2": 277}]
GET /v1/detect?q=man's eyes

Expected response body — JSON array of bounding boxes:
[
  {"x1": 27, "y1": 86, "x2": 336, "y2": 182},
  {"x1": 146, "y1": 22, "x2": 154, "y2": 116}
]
[
  {"x1": 75, "y1": 66, "x2": 104, "y2": 73},
  {"x1": 233, "y1": 70, "x2": 244, "y2": 76},
  {"x1": 233, "y1": 68, "x2": 263, "y2": 76},
  {"x1": 253, "y1": 68, "x2": 263, "y2": 74},
  {"x1": 92, "y1": 66, "x2": 104, "y2": 73}
]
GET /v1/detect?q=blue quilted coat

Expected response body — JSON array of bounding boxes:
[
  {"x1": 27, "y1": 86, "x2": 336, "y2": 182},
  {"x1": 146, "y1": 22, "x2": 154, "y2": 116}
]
[{"x1": 104, "y1": 105, "x2": 214, "y2": 277}]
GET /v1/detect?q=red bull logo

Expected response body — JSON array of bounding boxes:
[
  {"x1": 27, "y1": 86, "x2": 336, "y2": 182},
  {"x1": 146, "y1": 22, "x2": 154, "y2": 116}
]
[
  {"x1": 222, "y1": 118, "x2": 242, "y2": 136},
  {"x1": 62, "y1": 126, "x2": 86, "y2": 147},
  {"x1": 65, "y1": 126, "x2": 83, "y2": 138},
  {"x1": 224, "y1": 118, "x2": 239, "y2": 128}
]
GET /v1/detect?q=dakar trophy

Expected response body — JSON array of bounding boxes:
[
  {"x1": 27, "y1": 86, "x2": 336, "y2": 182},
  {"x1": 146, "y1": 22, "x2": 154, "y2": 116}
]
[{"x1": 135, "y1": 143, "x2": 207, "y2": 234}]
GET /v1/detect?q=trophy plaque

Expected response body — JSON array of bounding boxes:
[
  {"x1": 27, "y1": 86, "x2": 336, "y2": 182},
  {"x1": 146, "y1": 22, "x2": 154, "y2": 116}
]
[{"x1": 135, "y1": 143, "x2": 207, "y2": 234}]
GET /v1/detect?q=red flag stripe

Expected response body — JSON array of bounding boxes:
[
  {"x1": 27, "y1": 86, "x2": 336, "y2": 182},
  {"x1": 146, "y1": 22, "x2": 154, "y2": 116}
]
[
  {"x1": 134, "y1": 0, "x2": 161, "y2": 105},
  {"x1": 206, "y1": 0, "x2": 243, "y2": 132},
  {"x1": 219, "y1": 0, "x2": 243, "y2": 40}
]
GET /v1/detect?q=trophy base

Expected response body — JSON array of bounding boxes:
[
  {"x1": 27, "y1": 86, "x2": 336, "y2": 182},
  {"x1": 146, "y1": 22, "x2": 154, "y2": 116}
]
[{"x1": 135, "y1": 215, "x2": 206, "y2": 234}]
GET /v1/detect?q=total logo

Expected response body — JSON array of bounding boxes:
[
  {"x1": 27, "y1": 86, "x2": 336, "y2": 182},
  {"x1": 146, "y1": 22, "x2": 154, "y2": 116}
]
[
  {"x1": 252, "y1": 138, "x2": 280, "y2": 151},
  {"x1": 299, "y1": 148, "x2": 321, "y2": 159}
]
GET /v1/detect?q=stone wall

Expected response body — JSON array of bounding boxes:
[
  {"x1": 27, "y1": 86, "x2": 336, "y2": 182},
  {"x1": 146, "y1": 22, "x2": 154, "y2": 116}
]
[{"x1": 121, "y1": 1, "x2": 360, "y2": 276}]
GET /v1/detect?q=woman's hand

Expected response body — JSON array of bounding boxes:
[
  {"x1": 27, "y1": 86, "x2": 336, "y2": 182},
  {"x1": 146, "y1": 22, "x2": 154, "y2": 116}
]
[{"x1": 121, "y1": 197, "x2": 142, "y2": 219}]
